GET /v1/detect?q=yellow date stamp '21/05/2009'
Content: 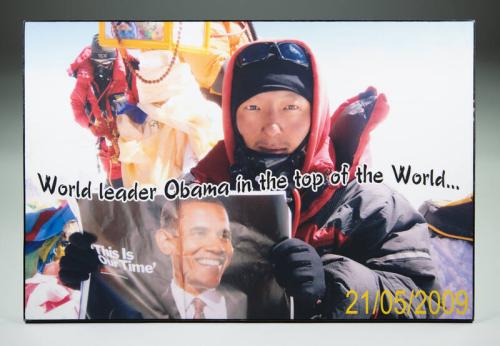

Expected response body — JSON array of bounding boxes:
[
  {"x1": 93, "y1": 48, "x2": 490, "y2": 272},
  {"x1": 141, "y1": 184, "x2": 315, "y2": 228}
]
[{"x1": 345, "y1": 289, "x2": 469, "y2": 316}]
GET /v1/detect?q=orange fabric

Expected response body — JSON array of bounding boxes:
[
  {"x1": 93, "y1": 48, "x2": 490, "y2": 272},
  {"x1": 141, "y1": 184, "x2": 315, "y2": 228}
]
[{"x1": 179, "y1": 22, "x2": 253, "y2": 91}]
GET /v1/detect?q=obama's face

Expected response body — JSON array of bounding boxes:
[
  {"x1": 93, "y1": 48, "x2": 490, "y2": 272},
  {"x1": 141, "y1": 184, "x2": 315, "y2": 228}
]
[{"x1": 156, "y1": 200, "x2": 233, "y2": 295}]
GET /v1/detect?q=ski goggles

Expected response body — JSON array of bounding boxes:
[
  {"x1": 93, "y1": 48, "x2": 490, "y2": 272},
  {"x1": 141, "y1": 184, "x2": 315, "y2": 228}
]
[
  {"x1": 236, "y1": 42, "x2": 310, "y2": 68},
  {"x1": 91, "y1": 58, "x2": 115, "y2": 67}
]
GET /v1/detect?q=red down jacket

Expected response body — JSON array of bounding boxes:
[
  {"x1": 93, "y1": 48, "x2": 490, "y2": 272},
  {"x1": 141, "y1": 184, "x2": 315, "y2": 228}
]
[
  {"x1": 68, "y1": 47, "x2": 138, "y2": 181},
  {"x1": 190, "y1": 40, "x2": 440, "y2": 319}
]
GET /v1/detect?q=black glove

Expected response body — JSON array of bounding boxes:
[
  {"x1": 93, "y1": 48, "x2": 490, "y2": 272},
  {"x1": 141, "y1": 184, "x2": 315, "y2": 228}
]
[
  {"x1": 59, "y1": 231, "x2": 101, "y2": 290},
  {"x1": 270, "y1": 238, "x2": 326, "y2": 311}
]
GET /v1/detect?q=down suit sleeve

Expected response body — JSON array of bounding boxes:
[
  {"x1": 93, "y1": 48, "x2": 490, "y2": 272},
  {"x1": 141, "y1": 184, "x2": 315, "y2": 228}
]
[
  {"x1": 70, "y1": 68, "x2": 93, "y2": 128},
  {"x1": 316, "y1": 181, "x2": 440, "y2": 319}
]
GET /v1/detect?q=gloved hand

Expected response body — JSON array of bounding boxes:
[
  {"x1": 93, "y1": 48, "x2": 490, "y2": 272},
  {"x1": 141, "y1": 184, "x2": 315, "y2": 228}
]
[
  {"x1": 270, "y1": 238, "x2": 326, "y2": 310},
  {"x1": 121, "y1": 104, "x2": 148, "y2": 124},
  {"x1": 59, "y1": 231, "x2": 101, "y2": 290}
]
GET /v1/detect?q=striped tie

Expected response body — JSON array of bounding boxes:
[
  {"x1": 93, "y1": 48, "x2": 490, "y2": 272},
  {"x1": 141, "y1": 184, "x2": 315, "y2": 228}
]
[{"x1": 192, "y1": 298, "x2": 206, "y2": 319}]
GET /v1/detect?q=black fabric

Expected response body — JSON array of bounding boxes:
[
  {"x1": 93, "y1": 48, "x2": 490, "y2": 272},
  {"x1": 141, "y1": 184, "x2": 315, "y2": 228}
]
[
  {"x1": 419, "y1": 199, "x2": 474, "y2": 239},
  {"x1": 91, "y1": 34, "x2": 116, "y2": 60},
  {"x1": 90, "y1": 34, "x2": 116, "y2": 93},
  {"x1": 270, "y1": 238, "x2": 326, "y2": 316},
  {"x1": 93, "y1": 65, "x2": 113, "y2": 95},
  {"x1": 85, "y1": 275, "x2": 143, "y2": 320},
  {"x1": 320, "y1": 254, "x2": 437, "y2": 319},
  {"x1": 125, "y1": 56, "x2": 139, "y2": 91},
  {"x1": 307, "y1": 180, "x2": 441, "y2": 319},
  {"x1": 59, "y1": 231, "x2": 100, "y2": 290},
  {"x1": 331, "y1": 91, "x2": 377, "y2": 168},
  {"x1": 229, "y1": 139, "x2": 306, "y2": 192}
]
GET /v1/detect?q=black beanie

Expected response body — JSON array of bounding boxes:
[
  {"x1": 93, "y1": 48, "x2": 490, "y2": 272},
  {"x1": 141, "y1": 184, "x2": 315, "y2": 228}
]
[
  {"x1": 231, "y1": 56, "x2": 313, "y2": 117},
  {"x1": 91, "y1": 34, "x2": 116, "y2": 60}
]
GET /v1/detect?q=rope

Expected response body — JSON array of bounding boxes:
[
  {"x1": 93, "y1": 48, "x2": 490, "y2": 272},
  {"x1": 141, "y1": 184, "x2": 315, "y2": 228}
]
[{"x1": 111, "y1": 21, "x2": 183, "y2": 84}]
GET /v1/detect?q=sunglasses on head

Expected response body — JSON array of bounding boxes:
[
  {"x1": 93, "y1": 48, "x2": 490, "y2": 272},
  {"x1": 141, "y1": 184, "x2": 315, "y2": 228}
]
[{"x1": 236, "y1": 42, "x2": 310, "y2": 68}]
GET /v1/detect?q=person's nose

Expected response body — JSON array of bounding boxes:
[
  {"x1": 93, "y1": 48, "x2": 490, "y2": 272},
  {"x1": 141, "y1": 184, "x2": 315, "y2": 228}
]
[
  {"x1": 262, "y1": 110, "x2": 282, "y2": 137},
  {"x1": 262, "y1": 123, "x2": 282, "y2": 137}
]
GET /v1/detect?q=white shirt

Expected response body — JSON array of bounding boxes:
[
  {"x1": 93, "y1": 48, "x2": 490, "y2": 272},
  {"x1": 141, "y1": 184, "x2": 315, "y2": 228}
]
[{"x1": 170, "y1": 280, "x2": 228, "y2": 319}]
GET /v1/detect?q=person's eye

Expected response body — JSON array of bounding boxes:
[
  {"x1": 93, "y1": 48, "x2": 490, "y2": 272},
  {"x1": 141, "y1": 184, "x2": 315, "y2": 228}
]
[
  {"x1": 284, "y1": 104, "x2": 299, "y2": 110},
  {"x1": 244, "y1": 105, "x2": 260, "y2": 111},
  {"x1": 221, "y1": 229, "x2": 231, "y2": 240},
  {"x1": 191, "y1": 228, "x2": 207, "y2": 237}
]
